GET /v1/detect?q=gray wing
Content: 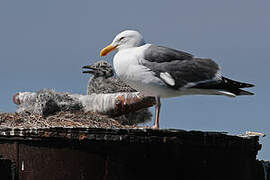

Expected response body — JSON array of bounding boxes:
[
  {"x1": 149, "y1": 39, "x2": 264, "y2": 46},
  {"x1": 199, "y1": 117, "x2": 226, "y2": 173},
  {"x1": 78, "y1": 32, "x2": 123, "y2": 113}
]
[
  {"x1": 144, "y1": 45, "x2": 193, "y2": 63},
  {"x1": 142, "y1": 45, "x2": 220, "y2": 89}
]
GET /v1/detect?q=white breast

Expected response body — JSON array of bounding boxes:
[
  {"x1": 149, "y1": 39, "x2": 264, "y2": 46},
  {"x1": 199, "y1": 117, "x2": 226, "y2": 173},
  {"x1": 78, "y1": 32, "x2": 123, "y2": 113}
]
[{"x1": 113, "y1": 44, "x2": 149, "y2": 76}]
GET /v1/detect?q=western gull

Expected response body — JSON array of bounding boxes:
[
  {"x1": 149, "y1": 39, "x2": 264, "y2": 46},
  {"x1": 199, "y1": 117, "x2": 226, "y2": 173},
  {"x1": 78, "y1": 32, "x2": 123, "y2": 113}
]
[
  {"x1": 100, "y1": 30, "x2": 254, "y2": 129},
  {"x1": 82, "y1": 60, "x2": 152, "y2": 125}
]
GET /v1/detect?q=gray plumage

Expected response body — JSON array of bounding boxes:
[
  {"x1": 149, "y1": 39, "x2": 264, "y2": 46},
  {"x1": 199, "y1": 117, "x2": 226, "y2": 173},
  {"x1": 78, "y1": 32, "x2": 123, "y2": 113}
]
[
  {"x1": 142, "y1": 45, "x2": 254, "y2": 95},
  {"x1": 83, "y1": 60, "x2": 152, "y2": 125},
  {"x1": 16, "y1": 89, "x2": 82, "y2": 117},
  {"x1": 144, "y1": 45, "x2": 193, "y2": 62},
  {"x1": 83, "y1": 61, "x2": 136, "y2": 94}
]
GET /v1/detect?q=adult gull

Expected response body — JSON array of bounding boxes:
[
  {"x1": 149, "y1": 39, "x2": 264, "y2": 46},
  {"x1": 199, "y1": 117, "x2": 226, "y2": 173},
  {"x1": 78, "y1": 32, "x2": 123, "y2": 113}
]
[{"x1": 100, "y1": 30, "x2": 254, "y2": 129}]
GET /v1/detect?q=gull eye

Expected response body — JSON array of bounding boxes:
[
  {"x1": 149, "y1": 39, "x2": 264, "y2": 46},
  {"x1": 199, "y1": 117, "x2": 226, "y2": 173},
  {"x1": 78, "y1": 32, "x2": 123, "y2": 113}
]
[{"x1": 119, "y1": 37, "x2": 125, "y2": 41}]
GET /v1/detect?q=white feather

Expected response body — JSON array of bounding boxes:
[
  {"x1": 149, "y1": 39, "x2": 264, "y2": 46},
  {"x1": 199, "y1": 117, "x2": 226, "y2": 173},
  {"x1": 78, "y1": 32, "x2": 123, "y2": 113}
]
[{"x1": 160, "y1": 72, "x2": 175, "y2": 86}]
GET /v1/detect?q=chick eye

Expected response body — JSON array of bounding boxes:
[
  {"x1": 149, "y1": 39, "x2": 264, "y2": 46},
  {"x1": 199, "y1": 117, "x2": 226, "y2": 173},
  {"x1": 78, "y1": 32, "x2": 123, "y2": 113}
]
[{"x1": 119, "y1": 37, "x2": 125, "y2": 41}]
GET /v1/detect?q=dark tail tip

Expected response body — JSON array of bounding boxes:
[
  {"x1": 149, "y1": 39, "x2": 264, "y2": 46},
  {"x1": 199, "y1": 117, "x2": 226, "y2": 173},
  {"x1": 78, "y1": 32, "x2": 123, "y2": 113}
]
[{"x1": 238, "y1": 89, "x2": 254, "y2": 96}]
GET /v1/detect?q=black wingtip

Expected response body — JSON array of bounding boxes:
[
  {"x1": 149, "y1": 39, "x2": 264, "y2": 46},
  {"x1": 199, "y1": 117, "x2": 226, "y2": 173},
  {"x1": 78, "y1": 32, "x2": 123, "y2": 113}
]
[
  {"x1": 245, "y1": 83, "x2": 255, "y2": 88},
  {"x1": 222, "y1": 77, "x2": 255, "y2": 88},
  {"x1": 238, "y1": 89, "x2": 254, "y2": 96},
  {"x1": 238, "y1": 82, "x2": 255, "y2": 88}
]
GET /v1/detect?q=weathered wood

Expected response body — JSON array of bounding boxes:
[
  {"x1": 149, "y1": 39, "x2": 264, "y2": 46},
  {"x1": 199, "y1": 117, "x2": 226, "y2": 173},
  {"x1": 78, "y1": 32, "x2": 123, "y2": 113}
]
[
  {"x1": 13, "y1": 91, "x2": 156, "y2": 117},
  {"x1": 0, "y1": 127, "x2": 265, "y2": 180},
  {"x1": 0, "y1": 157, "x2": 15, "y2": 180},
  {"x1": 72, "y1": 93, "x2": 156, "y2": 117}
]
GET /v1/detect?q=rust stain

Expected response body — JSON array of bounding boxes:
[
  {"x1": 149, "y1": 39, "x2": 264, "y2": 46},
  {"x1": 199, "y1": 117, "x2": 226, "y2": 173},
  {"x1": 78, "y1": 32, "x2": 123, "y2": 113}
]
[
  {"x1": 116, "y1": 96, "x2": 125, "y2": 109},
  {"x1": 43, "y1": 132, "x2": 50, "y2": 137},
  {"x1": 12, "y1": 93, "x2": 20, "y2": 105},
  {"x1": 116, "y1": 95, "x2": 143, "y2": 109},
  {"x1": 79, "y1": 134, "x2": 86, "y2": 141}
]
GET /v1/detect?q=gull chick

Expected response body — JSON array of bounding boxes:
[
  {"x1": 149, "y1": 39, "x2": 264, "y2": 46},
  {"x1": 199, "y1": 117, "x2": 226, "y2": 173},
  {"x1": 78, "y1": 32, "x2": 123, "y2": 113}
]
[{"x1": 83, "y1": 60, "x2": 152, "y2": 126}]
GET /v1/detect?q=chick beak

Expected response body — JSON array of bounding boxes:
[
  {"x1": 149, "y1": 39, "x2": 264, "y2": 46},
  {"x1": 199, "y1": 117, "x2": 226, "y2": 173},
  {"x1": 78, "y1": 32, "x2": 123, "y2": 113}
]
[{"x1": 82, "y1": 65, "x2": 97, "y2": 74}]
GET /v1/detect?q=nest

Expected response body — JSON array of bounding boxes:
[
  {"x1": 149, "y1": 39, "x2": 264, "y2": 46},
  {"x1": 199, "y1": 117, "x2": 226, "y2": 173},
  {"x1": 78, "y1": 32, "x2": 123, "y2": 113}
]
[{"x1": 0, "y1": 111, "x2": 133, "y2": 129}]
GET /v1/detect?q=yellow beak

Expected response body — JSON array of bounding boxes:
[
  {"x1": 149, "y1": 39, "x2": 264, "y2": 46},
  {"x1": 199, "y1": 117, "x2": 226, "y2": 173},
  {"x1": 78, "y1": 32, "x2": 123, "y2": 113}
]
[{"x1": 100, "y1": 44, "x2": 117, "y2": 56}]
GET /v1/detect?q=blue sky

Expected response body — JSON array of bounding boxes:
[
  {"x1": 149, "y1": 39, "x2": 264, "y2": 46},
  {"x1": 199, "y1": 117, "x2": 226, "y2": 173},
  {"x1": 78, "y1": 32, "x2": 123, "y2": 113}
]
[{"x1": 0, "y1": 0, "x2": 269, "y2": 159}]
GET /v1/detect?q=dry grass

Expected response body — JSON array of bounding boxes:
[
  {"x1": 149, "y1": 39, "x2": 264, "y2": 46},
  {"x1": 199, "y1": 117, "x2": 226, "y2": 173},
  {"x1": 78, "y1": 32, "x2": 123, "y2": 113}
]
[{"x1": 0, "y1": 111, "x2": 133, "y2": 129}]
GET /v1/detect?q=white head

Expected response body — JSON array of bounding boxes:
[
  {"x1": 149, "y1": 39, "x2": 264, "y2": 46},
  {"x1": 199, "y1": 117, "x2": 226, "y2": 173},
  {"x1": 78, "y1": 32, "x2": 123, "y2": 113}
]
[{"x1": 100, "y1": 30, "x2": 145, "y2": 56}]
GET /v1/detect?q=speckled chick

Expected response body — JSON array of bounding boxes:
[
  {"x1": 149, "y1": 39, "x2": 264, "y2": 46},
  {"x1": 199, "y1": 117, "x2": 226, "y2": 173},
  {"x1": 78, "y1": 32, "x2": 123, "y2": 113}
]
[{"x1": 83, "y1": 60, "x2": 152, "y2": 125}]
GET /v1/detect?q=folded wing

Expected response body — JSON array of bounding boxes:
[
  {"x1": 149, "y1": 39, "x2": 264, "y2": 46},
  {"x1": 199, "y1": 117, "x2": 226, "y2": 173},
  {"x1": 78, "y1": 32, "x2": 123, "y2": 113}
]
[{"x1": 142, "y1": 45, "x2": 254, "y2": 96}]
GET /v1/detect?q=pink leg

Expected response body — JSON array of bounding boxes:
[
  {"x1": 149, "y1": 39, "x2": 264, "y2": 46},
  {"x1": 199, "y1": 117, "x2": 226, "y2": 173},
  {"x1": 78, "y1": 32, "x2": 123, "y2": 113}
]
[
  {"x1": 152, "y1": 96, "x2": 161, "y2": 129},
  {"x1": 137, "y1": 96, "x2": 161, "y2": 129}
]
